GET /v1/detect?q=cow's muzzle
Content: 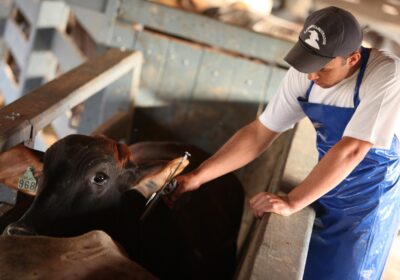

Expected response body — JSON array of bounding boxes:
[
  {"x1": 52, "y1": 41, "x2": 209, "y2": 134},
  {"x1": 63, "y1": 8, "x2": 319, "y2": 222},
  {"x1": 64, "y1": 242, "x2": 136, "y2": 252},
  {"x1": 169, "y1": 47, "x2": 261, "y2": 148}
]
[{"x1": 3, "y1": 223, "x2": 37, "y2": 236}]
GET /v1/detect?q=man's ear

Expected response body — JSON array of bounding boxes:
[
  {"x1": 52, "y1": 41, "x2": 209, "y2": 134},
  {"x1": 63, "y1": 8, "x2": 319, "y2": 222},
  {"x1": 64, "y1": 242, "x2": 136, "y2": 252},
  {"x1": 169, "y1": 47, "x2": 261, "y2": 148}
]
[
  {"x1": 347, "y1": 51, "x2": 362, "y2": 67},
  {"x1": 0, "y1": 144, "x2": 44, "y2": 192}
]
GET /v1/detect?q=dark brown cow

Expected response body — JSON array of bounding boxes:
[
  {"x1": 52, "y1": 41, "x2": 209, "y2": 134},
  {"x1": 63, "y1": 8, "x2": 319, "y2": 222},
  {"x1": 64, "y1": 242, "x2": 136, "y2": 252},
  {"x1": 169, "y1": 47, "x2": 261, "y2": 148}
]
[{"x1": 2, "y1": 135, "x2": 244, "y2": 279}]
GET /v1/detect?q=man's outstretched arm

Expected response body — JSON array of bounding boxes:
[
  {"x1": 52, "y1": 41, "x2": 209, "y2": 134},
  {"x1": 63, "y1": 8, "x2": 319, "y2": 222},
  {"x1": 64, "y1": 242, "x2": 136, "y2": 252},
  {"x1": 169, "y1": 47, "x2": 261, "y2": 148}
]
[{"x1": 170, "y1": 119, "x2": 280, "y2": 200}]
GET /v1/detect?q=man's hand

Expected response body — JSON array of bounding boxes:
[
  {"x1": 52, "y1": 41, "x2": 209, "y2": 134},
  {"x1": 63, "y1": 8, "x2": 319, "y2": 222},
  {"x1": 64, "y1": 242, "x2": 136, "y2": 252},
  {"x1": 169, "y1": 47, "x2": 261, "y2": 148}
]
[
  {"x1": 249, "y1": 192, "x2": 295, "y2": 217},
  {"x1": 165, "y1": 172, "x2": 202, "y2": 206}
]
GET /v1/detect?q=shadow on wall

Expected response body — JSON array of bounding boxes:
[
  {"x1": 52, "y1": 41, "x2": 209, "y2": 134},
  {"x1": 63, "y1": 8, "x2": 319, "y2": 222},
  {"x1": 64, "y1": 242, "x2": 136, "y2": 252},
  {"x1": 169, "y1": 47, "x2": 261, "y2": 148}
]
[{"x1": 130, "y1": 100, "x2": 264, "y2": 152}]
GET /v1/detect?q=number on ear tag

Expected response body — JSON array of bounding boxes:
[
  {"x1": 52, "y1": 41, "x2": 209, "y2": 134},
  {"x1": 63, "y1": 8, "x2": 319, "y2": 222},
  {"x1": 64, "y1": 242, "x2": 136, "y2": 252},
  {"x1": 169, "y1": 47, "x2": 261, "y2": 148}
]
[{"x1": 17, "y1": 166, "x2": 38, "y2": 195}]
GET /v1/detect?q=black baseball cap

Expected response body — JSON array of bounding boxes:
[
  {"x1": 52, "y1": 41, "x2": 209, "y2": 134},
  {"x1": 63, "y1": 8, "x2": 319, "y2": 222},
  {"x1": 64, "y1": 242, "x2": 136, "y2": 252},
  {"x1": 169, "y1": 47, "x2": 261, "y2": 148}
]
[{"x1": 284, "y1": 6, "x2": 363, "y2": 73}]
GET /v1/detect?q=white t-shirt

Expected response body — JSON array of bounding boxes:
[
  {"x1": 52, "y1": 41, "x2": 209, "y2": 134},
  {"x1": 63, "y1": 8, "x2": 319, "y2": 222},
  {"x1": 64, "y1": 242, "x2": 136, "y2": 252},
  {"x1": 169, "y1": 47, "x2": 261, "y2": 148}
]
[{"x1": 259, "y1": 48, "x2": 400, "y2": 150}]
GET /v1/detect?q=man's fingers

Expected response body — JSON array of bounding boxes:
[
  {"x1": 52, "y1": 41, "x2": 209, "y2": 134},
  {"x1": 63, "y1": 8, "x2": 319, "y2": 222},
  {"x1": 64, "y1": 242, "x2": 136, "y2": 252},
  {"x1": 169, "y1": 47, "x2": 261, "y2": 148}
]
[
  {"x1": 171, "y1": 187, "x2": 183, "y2": 201},
  {"x1": 249, "y1": 192, "x2": 267, "y2": 204},
  {"x1": 249, "y1": 193, "x2": 273, "y2": 209},
  {"x1": 250, "y1": 194, "x2": 284, "y2": 218}
]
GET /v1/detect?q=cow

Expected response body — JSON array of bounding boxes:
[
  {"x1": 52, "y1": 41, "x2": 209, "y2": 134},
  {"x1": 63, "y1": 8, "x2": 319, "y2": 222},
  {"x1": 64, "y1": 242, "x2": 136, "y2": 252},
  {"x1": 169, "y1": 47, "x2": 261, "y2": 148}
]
[
  {"x1": 1, "y1": 135, "x2": 244, "y2": 279},
  {"x1": 0, "y1": 230, "x2": 157, "y2": 280}
]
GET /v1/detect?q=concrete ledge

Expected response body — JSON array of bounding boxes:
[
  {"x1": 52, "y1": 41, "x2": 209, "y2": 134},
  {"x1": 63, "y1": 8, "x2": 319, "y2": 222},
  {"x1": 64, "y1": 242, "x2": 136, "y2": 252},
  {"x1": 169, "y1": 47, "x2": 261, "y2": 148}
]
[
  {"x1": 251, "y1": 208, "x2": 315, "y2": 280},
  {"x1": 281, "y1": 118, "x2": 318, "y2": 193},
  {"x1": 236, "y1": 118, "x2": 317, "y2": 279}
]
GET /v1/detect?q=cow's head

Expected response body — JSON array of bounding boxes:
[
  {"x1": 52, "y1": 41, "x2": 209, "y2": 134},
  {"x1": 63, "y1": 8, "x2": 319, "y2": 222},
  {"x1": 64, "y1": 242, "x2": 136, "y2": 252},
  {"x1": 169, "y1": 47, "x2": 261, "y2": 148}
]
[{"x1": 4, "y1": 135, "x2": 187, "y2": 237}]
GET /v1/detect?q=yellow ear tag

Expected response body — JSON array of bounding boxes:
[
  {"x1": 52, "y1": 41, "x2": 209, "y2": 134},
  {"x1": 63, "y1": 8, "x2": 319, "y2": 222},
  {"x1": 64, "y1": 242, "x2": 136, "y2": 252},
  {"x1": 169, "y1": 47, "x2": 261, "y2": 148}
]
[{"x1": 17, "y1": 166, "x2": 37, "y2": 195}]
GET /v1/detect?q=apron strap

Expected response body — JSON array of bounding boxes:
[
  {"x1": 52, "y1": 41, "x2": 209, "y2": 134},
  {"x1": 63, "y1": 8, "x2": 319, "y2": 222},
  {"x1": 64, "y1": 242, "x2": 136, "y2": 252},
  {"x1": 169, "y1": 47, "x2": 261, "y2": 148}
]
[
  {"x1": 353, "y1": 46, "x2": 371, "y2": 107},
  {"x1": 304, "y1": 81, "x2": 314, "y2": 101}
]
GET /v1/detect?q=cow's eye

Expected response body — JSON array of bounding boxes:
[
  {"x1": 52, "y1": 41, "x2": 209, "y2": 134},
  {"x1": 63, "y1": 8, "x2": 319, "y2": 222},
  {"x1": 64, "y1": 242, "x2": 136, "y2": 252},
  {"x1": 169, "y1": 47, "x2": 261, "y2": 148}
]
[{"x1": 91, "y1": 172, "x2": 109, "y2": 185}]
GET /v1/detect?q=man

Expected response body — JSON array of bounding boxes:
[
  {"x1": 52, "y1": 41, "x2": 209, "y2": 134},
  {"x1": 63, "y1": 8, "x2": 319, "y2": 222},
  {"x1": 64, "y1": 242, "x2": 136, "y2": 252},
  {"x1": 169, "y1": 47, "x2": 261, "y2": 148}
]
[{"x1": 169, "y1": 6, "x2": 400, "y2": 280}]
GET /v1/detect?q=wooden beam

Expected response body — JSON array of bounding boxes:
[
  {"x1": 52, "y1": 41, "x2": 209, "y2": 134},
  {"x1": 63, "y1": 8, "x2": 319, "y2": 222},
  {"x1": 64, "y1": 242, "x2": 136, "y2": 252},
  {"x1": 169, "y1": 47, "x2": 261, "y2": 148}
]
[
  {"x1": 0, "y1": 49, "x2": 142, "y2": 151},
  {"x1": 119, "y1": 0, "x2": 293, "y2": 66}
]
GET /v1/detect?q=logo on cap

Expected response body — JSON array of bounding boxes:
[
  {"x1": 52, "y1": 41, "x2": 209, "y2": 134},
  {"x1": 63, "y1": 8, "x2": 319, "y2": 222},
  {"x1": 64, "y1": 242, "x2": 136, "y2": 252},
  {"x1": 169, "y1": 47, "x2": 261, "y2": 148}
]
[{"x1": 303, "y1": 25, "x2": 327, "y2": 50}]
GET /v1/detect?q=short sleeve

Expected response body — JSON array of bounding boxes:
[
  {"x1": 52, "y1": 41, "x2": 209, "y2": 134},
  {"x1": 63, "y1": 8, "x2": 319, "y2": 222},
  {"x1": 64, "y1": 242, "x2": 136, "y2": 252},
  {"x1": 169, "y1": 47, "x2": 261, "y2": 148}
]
[
  {"x1": 259, "y1": 67, "x2": 308, "y2": 132},
  {"x1": 343, "y1": 57, "x2": 400, "y2": 149}
]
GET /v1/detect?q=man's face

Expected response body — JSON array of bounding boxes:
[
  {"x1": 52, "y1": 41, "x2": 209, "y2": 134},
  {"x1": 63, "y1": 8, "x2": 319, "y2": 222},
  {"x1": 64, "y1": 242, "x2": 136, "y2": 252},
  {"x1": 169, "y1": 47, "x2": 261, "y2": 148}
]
[{"x1": 307, "y1": 53, "x2": 360, "y2": 88}]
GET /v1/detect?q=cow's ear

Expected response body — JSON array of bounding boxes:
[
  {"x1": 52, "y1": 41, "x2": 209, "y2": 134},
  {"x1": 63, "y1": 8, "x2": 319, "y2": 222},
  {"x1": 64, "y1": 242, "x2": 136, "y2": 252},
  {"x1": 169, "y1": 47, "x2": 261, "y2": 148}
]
[
  {"x1": 126, "y1": 157, "x2": 189, "y2": 199},
  {"x1": 0, "y1": 144, "x2": 44, "y2": 193}
]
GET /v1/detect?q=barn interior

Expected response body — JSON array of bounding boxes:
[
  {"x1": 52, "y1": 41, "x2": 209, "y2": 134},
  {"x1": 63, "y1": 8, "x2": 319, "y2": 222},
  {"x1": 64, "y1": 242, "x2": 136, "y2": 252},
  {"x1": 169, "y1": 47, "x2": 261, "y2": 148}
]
[{"x1": 0, "y1": 0, "x2": 399, "y2": 279}]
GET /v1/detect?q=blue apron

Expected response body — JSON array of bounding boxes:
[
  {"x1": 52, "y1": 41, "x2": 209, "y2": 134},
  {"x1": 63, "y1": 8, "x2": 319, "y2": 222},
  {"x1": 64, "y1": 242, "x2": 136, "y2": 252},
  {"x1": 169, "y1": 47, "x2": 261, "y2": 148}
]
[{"x1": 299, "y1": 47, "x2": 400, "y2": 280}]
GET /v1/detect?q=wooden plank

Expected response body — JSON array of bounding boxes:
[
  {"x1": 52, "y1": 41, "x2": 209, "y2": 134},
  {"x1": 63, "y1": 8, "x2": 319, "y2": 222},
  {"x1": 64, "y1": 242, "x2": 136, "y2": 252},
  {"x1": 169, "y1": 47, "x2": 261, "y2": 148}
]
[
  {"x1": 103, "y1": 0, "x2": 120, "y2": 44},
  {"x1": 36, "y1": 1, "x2": 70, "y2": 29},
  {"x1": 191, "y1": 48, "x2": 235, "y2": 102},
  {"x1": 107, "y1": 22, "x2": 137, "y2": 50},
  {"x1": 4, "y1": 18, "x2": 28, "y2": 70},
  {"x1": 172, "y1": 49, "x2": 236, "y2": 151},
  {"x1": 15, "y1": 0, "x2": 40, "y2": 25},
  {"x1": 0, "y1": 61, "x2": 19, "y2": 104},
  {"x1": 264, "y1": 66, "x2": 287, "y2": 102},
  {"x1": 0, "y1": 20, "x2": 5, "y2": 36},
  {"x1": 51, "y1": 30, "x2": 86, "y2": 73},
  {"x1": 0, "y1": 49, "x2": 142, "y2": 151},
  {"x1": 126, "y1": 50, "x2": 142, "y2": 143},
  {"x1": 69, "y1": 3, "x2": 135, "y2": 49},
  {"x1": 70, "y1": 5, "x2": 110, "y2": 44},
  {"x1": 180, "y1": 53, "x2": 271, "y2": 152},
  {"x1": 146, "y1": 39, "x2": 203, "y2": 130},
  {"x1": 26, "y1": 51, "x2": 58, "y2": 78},
  {"x1": 119, "y1": 0, "x2": 293, "y2": 65},
  {"x1": 76, "y1": 90, "x2": 105, "y2": 135},
  {"x1": 65, "y1": 0, "x2": 108, "y2": 13},
  {"x1": 78, "y1": 70, "x2": 137, "y2": 135},
  {"x1": 133, "y1": 30, "x2": 170, "y2": 106},
  {"x1": 0, "y1": 0, "x2": 12, "y2": 19},
  {"x1": 157, "y1": 39, "x2": 202, "y2": 102},
  {"x1": 0, "y1": 39, "x2": 7, "y2": 63},
  {"x1": 227, "y1": 59, "x2": 271, "y2": 104}
]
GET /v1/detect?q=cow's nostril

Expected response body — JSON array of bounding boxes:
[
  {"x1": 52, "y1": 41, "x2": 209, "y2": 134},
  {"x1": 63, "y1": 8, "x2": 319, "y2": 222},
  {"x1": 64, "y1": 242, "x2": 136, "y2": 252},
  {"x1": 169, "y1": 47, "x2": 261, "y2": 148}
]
[{"x1": 3, "y1": 224, "x2": 37, "y2": 236}]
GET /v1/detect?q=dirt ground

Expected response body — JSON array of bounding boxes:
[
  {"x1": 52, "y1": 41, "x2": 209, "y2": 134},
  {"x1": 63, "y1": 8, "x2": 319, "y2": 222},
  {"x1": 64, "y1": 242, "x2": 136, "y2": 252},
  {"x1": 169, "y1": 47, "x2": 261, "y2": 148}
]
[{"x1": 383, "y1": 233, "x2": 400, "y2": 280}]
